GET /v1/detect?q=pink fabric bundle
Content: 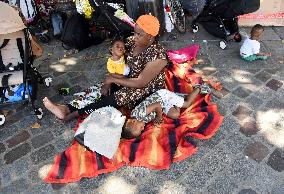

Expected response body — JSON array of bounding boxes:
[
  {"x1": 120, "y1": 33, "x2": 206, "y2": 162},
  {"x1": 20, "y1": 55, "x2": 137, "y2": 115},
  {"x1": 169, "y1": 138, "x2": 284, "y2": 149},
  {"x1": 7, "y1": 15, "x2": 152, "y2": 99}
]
[{"x1": 167, "y1": 44, "x2": 199, "y2": 63}]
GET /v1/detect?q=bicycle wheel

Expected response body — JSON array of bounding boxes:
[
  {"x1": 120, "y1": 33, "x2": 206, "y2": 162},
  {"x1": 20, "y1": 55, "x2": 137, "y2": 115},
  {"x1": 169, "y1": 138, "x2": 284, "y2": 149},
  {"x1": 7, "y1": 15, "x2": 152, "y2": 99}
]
[{"x1": 165, "y1": 0, "x2": 186, "y2": 33}]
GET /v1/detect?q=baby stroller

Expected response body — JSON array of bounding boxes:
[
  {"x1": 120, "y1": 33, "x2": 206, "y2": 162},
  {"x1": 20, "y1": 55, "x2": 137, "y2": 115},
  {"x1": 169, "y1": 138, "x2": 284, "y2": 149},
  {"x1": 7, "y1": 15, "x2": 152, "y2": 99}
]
[
  {"x1": 88, "y1": 0, "x2": 134, "y2": 39},
  {"x1": 0, "y1": 2, "x2": 44, "y2": 126},
  {"x1": 192, "y1": 0, "x2": 260, "y2": 49}
]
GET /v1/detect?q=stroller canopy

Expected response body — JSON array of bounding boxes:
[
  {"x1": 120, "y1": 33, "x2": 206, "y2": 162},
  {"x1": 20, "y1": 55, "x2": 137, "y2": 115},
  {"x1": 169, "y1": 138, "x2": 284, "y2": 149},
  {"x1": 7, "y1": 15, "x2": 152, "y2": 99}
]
[{"x1": 0, "y1": 2, "x2": 26, "y2": 35}]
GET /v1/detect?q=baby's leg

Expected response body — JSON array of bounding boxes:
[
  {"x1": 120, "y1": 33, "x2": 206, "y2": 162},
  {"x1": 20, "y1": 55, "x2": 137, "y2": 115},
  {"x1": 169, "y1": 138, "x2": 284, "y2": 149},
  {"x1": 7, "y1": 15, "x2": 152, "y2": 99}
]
[
  {"x1": 182, "y1": 88, "x2": 200, "y2": 108},
  {"x1": 167, "y1": 106, "x2": 181, "y2": 119}
]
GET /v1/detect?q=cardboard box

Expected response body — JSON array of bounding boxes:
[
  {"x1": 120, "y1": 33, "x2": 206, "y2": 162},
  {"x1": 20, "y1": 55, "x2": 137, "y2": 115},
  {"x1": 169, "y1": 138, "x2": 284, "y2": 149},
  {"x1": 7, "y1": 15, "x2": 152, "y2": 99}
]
[{"x1": 238, "y1": 0, "x2": 284, "y2": 26}]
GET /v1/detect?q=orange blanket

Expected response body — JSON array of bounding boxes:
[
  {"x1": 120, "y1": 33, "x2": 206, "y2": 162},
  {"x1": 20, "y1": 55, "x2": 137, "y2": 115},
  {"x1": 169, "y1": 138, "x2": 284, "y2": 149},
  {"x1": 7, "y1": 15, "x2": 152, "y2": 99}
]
[{"x1": 44, "y1": 58, "x2": 224, "y2": 183}]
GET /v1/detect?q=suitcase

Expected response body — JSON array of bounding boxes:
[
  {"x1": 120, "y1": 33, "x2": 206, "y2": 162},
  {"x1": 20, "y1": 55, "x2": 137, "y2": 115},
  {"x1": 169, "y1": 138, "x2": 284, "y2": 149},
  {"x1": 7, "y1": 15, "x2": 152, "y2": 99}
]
[{"x1": 137, "y1": 0, "x2": 165, "y2": 34}]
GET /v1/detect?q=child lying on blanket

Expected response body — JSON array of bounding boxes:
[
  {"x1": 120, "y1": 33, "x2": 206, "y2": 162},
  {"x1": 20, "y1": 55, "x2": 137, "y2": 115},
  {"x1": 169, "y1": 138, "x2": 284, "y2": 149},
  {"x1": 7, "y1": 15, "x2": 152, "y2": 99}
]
[{"x1": 122, "y1": 84, "x2": 210, "y2": 139}]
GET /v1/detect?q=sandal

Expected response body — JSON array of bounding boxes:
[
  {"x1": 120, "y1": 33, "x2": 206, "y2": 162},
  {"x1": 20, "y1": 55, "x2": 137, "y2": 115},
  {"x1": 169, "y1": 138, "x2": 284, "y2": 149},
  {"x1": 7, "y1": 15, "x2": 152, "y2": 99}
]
[{"x1": 193, "y1": 83, "x2": 211, "y2": 94}]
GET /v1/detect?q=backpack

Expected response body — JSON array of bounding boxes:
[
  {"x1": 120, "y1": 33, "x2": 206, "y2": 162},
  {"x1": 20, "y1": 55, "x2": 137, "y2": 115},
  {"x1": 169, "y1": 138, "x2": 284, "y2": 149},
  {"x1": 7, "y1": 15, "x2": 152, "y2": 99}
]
[{"x1": 61, "y1": 13, "x2": 93, "y2": 51}]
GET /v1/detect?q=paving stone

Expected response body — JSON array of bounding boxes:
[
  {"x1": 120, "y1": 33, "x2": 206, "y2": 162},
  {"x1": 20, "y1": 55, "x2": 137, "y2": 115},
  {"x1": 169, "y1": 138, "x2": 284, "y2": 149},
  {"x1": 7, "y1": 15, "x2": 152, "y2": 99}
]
[
  {"x1": 212, "y1": 87, "x2": 230, "y2": 99},
  {"x1": 4, "y1": 143, "x2": 31, "y2": 164},
  {"x1": 265, "y1": 98, "x2": 284, "y2": 110},
  {"x1": 6, "y1": 130, "x2": 30, "y2": 148},
  {"x1": 245, "y1": 95, "x2": 263, "y2": 110},
  {"x1": 79, "y1": 175, "x2": 108, "y2": 194},
  {"x1": 238, "y1": 189, "x2": 258, "y2": 194},
  {"x1": 157, "y1": 180, "x2": 187, "y2": 194},
  {"x1": 267, "y1": 149, "x2": 284, "y2": 172},
  {"x1": 232, "y1": 105, "x2": 252, "y2": 121},
  {"x1": 0, "y1": 178, "x2": 29, "y2": 194},
  {"x1": 222, "y1": 134, "x2": 249, "y2": 155},
  {"x1": 207, "y1": 175, "x2": 238, "y2": 194},
  {"x1": 219, "y1": 116, "x2": 240, "y2": 134},
  {"x1": 201, "y1": 130, "x2": 226, "y2": 149},
  {"x1": 0, "y1": 143, "x2": 6, "y2": 154},
  {"x1": 240, "y1": 121, "x2": 260, "y2": 137},
  {"x1": 265, "y1": 67, "x2": 282, "y2": 75},
  {"x1": 26, "y1": 182, "x2": 54, "y2": 194},
  {"x1": 0, "y1": 125, "x2": 19, "y2": 142},
  {"x1": 271, "y1": 184, "x2": 284, "y2": 194},
  {"x1": 181, "y1": 168, "x2": 212, "y2": 192},
  {"x1": 232, "y1": 87, "x2": 252, "y2": 98},
  {"x1": 266, "y1": 79, "x2": 283, "y2": 91},
  {"x1": 227, "y1": 157, "x2": 256, "y2": 182},
  {"x1": 254, "y1": 70, "x2": 272, "y2": 82},
  {"x1": 31, "y1": 131, "x2": 54, "y2": 149},
  {"x1": 0, "y1": 166, "x2": 13, "y2": 186},
  {"x1": 248, "y1": 165, "x2": 280, "y2": 193},
  {"x1": 12, "y1": 158, "x2": 31, "y2": 178},
  {"x1": 244, "y1": 142, "x2": 269, "y2": 163},
  {"x1": 159, "y1": 147, "x2": 208, "y2": 181},
  {"x1": 219, "y1": 93, "x2": 240, "y2": 113},
  {"x1": 31, "y1": 144, "x2": 56, "y2": 165},
  {"x1": 54, "y1": 137, "x2": 72, "y2": 153},
  {"x1": 28, "y1": 169, "x2": 41, "y2": 184}
]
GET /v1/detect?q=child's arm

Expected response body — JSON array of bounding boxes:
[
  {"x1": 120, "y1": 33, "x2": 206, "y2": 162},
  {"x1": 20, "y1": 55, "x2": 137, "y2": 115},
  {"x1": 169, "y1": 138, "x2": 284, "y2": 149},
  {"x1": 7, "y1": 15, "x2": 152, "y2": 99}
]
[{"x1": 145, "y1": 102, "x2": 163, "y2": 124}]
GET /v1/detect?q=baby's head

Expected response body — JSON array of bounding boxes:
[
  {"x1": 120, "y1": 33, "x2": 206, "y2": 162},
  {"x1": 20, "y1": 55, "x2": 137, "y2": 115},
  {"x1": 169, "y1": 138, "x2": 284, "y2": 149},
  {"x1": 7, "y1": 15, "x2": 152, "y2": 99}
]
[
  {"x1": 121, "y1": 118, "x2": 145, "y2": 139},
  {"x1": 251, "y1": 24, "x2": 264, "y2": 40},
  {"x1": 109, "y1": 39, "x2": 125, "y2": 59}
]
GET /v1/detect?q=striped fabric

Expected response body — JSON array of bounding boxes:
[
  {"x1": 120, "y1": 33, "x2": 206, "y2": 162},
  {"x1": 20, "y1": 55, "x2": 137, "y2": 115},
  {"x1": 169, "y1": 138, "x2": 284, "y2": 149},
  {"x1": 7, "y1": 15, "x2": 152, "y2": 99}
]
[{"x1": 44, "y1": 53, "x2": 224, "y2": 184}]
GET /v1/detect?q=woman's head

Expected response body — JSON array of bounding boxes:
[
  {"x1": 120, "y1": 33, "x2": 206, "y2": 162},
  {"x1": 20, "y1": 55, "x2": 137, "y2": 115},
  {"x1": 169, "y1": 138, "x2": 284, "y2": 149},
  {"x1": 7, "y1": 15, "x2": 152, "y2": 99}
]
[
  {"x1": 109, "y1": 39, "x2": 125, "y2": 60},
  {"x1": 251, "y1": 24, "x2": 264, "y2": 40},
  {"x1": 134, "y1": 14, "x2": 160, "y2": 47},
  {"x1": 121, "y1": 118, "x2": 145, "y2": 139}
]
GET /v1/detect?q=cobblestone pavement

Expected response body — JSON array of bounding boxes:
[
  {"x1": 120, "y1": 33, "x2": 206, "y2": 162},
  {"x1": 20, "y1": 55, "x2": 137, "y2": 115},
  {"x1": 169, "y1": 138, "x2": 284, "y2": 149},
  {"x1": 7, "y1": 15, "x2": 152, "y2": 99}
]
[{"x1": 0, "y1": 25, "x2": 283, "y2": 194}]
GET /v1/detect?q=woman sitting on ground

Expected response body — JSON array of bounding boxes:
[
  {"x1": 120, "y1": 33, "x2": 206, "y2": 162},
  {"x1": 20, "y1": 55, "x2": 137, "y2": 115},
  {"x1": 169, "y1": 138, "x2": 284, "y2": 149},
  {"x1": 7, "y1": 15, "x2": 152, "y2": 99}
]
[{"x1": 43, "y1": 14, "x2": 168, "y2": 121}]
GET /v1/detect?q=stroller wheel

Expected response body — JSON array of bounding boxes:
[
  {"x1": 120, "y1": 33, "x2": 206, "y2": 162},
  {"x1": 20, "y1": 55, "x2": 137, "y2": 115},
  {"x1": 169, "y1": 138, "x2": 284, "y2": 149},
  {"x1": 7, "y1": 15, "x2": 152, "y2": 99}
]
[
  {"x1": 219, "y1": 40, "x2": 227, "y2": 50},
  {"x1": 35, "y1": 108, "x2": 43, "y2": 120},
  {"x1": 192, "y1": 24, "x2": 199, "y2": 33},
  {"x1": 0, "y1": 114, "x2": 5, "y2": 126}
]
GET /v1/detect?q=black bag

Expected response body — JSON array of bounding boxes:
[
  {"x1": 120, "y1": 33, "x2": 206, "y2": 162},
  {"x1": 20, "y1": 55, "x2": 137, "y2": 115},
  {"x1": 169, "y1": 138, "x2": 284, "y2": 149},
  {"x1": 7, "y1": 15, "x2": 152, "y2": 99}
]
[{"x1": 61, "y1": 13, "x2": 93, "y2": 50}]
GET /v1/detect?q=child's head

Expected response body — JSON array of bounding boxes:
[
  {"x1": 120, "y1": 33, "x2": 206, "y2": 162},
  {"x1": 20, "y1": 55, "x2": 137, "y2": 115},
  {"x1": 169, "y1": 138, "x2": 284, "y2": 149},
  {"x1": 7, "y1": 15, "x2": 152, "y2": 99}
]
[
  {"x1": 109, "y1": 39, "x2": 125, "y2": 59},
  {"x1": 251, "y1": 24, "x2": 264, "y2": 40},
  {"x1": 121, "y1": 118, "x2": 145, "y2": 139}
]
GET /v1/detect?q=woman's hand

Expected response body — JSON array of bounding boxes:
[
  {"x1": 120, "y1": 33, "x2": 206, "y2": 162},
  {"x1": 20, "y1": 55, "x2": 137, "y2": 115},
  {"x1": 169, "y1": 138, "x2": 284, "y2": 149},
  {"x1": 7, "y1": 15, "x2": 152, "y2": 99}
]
[
  {"x1": 100, "y1": 84, "x2": 111, "y2": 96},
  {"x1": 104, "y1": 75, "x2": 115, "y2": 85}
]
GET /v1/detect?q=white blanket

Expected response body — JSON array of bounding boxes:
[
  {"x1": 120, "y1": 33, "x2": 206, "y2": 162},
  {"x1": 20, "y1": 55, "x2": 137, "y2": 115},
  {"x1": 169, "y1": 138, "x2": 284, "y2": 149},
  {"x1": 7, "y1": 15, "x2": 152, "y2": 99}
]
[{"x1": 74, "y1": 106, "x2": 126, "y2": 159}]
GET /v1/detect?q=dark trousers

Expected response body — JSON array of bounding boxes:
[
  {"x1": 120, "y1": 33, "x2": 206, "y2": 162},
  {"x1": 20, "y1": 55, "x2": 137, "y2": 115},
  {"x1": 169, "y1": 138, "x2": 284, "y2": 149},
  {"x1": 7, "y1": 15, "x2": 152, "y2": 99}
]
[{"x1": 67, "y1": 84, "x2": 121, "y2": 115}]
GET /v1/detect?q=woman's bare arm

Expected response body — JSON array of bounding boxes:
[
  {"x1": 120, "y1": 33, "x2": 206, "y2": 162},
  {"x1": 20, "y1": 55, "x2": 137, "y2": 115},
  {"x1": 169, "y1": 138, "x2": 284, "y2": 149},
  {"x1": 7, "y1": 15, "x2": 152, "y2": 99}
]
[{"x1": 105, "y1": 59, "x2": 167, "y2": 88}]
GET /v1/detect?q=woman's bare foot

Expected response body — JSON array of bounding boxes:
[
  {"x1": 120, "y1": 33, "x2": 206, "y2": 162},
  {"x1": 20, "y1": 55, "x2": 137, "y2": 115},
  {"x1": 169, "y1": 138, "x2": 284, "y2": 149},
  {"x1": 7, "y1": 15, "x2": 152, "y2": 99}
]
[{"x1": 43, "y1": 97, "x2": 70, "y2": 120}]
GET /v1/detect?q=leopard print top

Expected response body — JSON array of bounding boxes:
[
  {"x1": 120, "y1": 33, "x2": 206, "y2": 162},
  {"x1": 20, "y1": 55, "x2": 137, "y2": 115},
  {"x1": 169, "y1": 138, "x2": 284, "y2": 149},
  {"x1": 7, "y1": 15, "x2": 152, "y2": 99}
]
[{"x1": 114, "y1": 37, "x2": 167, "y2": 109}]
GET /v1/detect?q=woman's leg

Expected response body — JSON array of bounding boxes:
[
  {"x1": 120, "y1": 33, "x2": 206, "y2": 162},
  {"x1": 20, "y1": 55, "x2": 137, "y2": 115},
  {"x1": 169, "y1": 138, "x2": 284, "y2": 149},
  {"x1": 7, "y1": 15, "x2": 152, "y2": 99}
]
[
  {"x1": 43, "y1": 84, "x2": 102, "y2": 120},
  {"x1": 63, "y1": 94, "x2": 118, "y2": 121},
  {"x1": 43, "y1": 97, "x2": 70, "y2": 119},
  {"x1": 77, "y1": 94, "x2": 118, "y2": 115}
]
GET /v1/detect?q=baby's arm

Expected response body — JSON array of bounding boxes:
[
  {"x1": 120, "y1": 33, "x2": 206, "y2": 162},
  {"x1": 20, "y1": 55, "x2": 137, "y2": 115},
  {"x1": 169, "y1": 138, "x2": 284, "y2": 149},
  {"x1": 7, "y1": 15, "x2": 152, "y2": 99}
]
[{"x1": 146, "y1": 102, "x2": 163, "y2": 124}]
